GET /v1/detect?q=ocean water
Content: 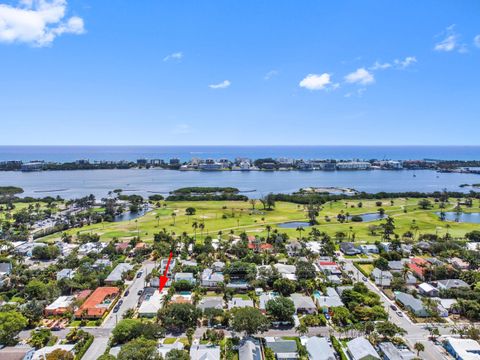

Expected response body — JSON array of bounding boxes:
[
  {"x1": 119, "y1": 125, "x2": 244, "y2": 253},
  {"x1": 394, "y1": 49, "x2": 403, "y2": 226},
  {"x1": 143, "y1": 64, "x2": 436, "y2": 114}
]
[
  {"x1": 1, "y1": 145, "x2": 480, "y2": 162},
  {"x1": 1, "y1": 168, "x2": 479, "y2": 199}
]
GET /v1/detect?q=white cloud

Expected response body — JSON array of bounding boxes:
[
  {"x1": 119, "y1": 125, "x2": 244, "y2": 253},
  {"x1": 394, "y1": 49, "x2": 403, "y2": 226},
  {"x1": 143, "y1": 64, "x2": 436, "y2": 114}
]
[
  {"x1": 344, "y1": 68, "x2": 374, "y2": 85},
  {"x1": 434, "y1": 25, "x2": 467, "y2": 53},
  {"x1": 299, "y1": 73, "x2": 332, "y2": 90},
  {"x1": 370, "y1": 61, "x2": 392, "y2": 71},
  {"x1": 264, "y1": 70, "x2": 278, "y2": 80},
  {"x1": 163, "y1": 52, "x2": 183, "y2": 62},
  {"x1": 209, "y1": 80, "x2": 231, "y2": 89},
  {"x1": 474, "y1": 35, "x2": 480, "y2": 48},
  {"x1": 0, "y1": 0, "x2": 84, "y2": 47},
  {"x1": 394, "y1": 56, "x2": 417, "y2": 69}
]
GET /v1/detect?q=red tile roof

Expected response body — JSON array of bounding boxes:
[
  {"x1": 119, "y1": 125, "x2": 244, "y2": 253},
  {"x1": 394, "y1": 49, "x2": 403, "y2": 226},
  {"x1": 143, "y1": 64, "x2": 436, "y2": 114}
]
[
  {"x1": 76, "y1": 290, "x2": 92, "y2": 301},
  {"x1": 408, "y1": 263, "x2": 425, "y2": 277},
  {"x1": 74, "y1": 287, "x2": 119, "y2": 318},
  {"x1": 411, "y1": 257, "x2": 428, "y2": 266}
]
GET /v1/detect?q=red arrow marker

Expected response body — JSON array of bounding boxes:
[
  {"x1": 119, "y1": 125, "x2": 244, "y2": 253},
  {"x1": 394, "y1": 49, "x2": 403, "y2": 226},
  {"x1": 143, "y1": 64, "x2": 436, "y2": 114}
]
[{"x1": 159, "y1": 251, "x2": 173, "y2": 292}]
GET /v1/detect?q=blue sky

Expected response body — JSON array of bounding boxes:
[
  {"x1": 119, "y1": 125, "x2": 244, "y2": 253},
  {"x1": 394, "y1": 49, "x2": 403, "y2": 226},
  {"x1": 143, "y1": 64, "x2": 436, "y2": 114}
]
[{"x1": 0, "y1": 0, "x2": 479, "y2": 145}]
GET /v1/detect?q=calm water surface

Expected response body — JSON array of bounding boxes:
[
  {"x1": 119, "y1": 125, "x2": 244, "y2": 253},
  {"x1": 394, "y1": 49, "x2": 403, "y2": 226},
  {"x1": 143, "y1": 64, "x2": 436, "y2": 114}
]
[
  {"x1": 1, "y1": 169, "x2": 479, "y2": 199},
  {"x1": 436, "y1": 212, "x2": 480, "y2": 224}
]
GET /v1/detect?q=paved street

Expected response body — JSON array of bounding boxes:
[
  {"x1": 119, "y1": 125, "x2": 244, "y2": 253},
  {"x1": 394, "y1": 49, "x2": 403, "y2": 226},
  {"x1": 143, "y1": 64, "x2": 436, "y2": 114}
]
[
  {"x1": 78, "y1": 261, "x2": 156, "y2": 360},
  {"x1": 343, "y1": 258, "x2": 451, "y2": 360}
]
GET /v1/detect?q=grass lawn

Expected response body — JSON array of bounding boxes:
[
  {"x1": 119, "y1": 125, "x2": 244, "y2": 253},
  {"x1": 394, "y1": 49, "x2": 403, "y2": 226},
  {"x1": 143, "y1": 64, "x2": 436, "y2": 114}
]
[
  {"x1": 357, "y1": 264, "x2": 374, "y2": 275},
  {"x1": 162, "y1": 338, "x2": 177, "y2": 344},
  {"x1": 35, "y1": 198, "x2": 480, "y2": 245}
]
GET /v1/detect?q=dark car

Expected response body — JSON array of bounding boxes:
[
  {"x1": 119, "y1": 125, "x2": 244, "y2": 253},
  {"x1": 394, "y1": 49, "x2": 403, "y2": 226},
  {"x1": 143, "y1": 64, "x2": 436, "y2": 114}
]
[
  {"x1": 118, "y1": 299, "x2": 124, "y2": 306},
  {"x1": 136, "y1": 271, "x2": 143, "y2": 278},
  {"x1": 124, "y1": 290, "x2": 130, "y2": 297},
  {"x1": 113, "y1": 305, "x2": 120, "y2": 313},
  {"x1": 390, "y1": 304, "x2": 397, "y2": 311},
  {"x1": 137, "y1": 289, "x2": 144, "y2": 296}
]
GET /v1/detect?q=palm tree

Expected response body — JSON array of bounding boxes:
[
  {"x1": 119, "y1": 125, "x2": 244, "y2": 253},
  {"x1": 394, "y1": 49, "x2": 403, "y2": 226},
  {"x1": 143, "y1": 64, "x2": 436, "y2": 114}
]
[
  {"x1": 192, "y1": 221, "x2": 198, "y2": 240},
  {"x1": 296, "y1": 226, "x2": 304, "y2": 240},
  {"x1": 171, "y1": 212, "x2": 176, "y2": 225},
  {"x1": 199, "y1": 223, "x2": 205, "y2": 237},
  {"x1": 155, "y1": 213, "x2": 161, "y2": 227},
  {"x1": 414, "y1": 342, "x2": 425, "y2": 357},
  {"x1": 296, "y1": 323, "x2": 308, "y2": 336},
  {"x1": 265, "y1": 225, "x2": 271, "y2": 241}
]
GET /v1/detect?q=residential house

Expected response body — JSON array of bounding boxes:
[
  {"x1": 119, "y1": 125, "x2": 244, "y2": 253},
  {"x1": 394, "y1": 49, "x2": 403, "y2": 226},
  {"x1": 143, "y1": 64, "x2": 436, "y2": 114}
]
[
  {"x1": 434, "y1": 298, "x2": 459, "y2": 314},
  {"x1": 239, "y1": 338, "x2": 262, "y2": 360},
  {"x1": 259, "y1": 292, "x2": 277, "y2": 313},
  {"x1": 314, "y1": 288, "x2": 344, "y2": 310},
  {"x1": 138, "y1": 289, "x2": 163, "y2": 317},
  {"x1": 174, "y1": 272, "x2": 196, "y2": 284},
  {"x1": 201, "y1": 268, "x2": 224, "y2": 288},
  {"x1": 290, "y1": 293, "x2": 317, "y2": 314},
  {"x1": 358, "y1": 244, "x2": 379, "y2": 255},
  {"x1": 170, "y1": 293, "x2": 193, "y2": 305},
  {"x1": 395, "y1": 292, "x2": 429, "y2": 317},
  {"x1": 105, "y1": 263, "x2": 133, "y2": 284},
  {"x1": 44, "y1": 296, "x2": 75, "y2": 316},
  {"x1": 274, "y1": 264, "x2": 297, "y2": 281},
  {"x1": 327, "y1": 275, "x2": 342, "y2": 284},
  {"x1": 346, "y1": 337, "x2": 381, "y2": 360},
  {"x1": 158, "y1": 342, "x2": 184, "y2": 358},
  {"x1": 0, "y1": 262, "x2": 12, "y2": 287},
  {"x1": 306, "y1": 241, "x2": 322, "y2": 255},
  {"x1": 0, "y1": 345, "x2": 35, "y2": 360},
  {"x1": 388, "y1": 260, "x2": 406, "y2": 272},
  {"x1": 212, "y1": 261, "x2": 225, "y2": 272},
  {"x1": 197, "y1": 297, "x2": 224, "y2": 311},
  {"x1": 436, "y1": 279, "x2": 470, "y2": 291},
  {"x1": 32, "y1": 345, "x2": 75, "y2": 360},
  {"x1": 340, "y1": 242, "x2": 360, "y2": 255},
  {"x1": 371, "y1": 268, "x2": 393, "y2": 287},
  {"x1": 450, "y1": 257, "x2": 469, "y2": 271},
  {"x1": 378, "y1": 342, "x2": 415, "y2": 360},
  {"x1": 304, "y1": 337, "x2": 336, "y2": 360},
  {"x1": 317, "y1": 261, "x2": 342, "y2": 276},
  {"x1": 228, "y1": 298, "x2": 254, "y2": 310},
  {"x1": 56, "y1": 268, "x2": 75, "y2": 281},
  {"x1": 93, "y1": 258, "x2": 112, "y2": 269},
  {"x1": 74, "y1": 286, "x2": 119, "y2": 319},
  {"x1": 418, "y1": 283, "x2": 439, "y2": 297},
  {"x1": 78, "y1": 242, "x2": 106, "y2": 255},
  {"x1": 265, "y1": 337, "x2": 298, "y2": 360},
  {"x1": 190, "y1": 345, "x2": 221, "y2": 360},
  {"x1": 444, "y1": 337, "x2": 480, "y2": 360},
  {"x1": 115, "y1": 242, "x2": 130, "y2": 253},
  {"x1": 287, "y1": 241, "x2": 303, "y2": 256},
  {"x1": 405, "y1": 273, "x2": 417, "y2": 285}
]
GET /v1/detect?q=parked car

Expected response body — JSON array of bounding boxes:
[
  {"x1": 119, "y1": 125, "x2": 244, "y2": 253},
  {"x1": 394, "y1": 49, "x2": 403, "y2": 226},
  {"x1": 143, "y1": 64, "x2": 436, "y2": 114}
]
[
  {"x1": 137, "y1": 289, "x2": 144, "y2": 296},
  {"x1": 362, "y1": 277, "x2": 367, "y2": 281},
  {"x1": 136, "y1": 271, "x2": 143, "y2": 278},
  {"x1": 396, "y1": 311, "x2": 403, "y2": 317},
  {"x1": 118, "y1": 299, "x2": 123, "y2": 306},
  {"x1": 124, "y1": 290, "x2": 130, "y2": 297},
  {"x1": 113, "y1": 305, "x2": 120, "y2": 313},
  {"x1": 390, "y1": 305, "x2": 397, "y2": 311}
]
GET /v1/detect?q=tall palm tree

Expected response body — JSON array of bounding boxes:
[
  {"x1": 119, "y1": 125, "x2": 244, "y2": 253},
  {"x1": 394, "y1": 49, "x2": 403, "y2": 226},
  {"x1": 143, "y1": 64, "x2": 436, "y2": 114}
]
[
  {"x1": 155, "y1": 213, "x2": 161, "y2": 227},
  {"x1": 192, "y1": 221, "x2": 198, "y2": 240},
  {"x1": 265, "y1": 225, "x2": 271, "y2": 241},
  {"x1": 296, "y1": 226, "x2": 304, "y2": 240},
  {"x1": 171, "y1": 212, "x2": 176, "y2": 225},
  {"x1": 199, "y1": 223, "x2": 205, "y2": 237},
  {"x1": 414, "y1": 342, "x2": 424, "y2": 357}
]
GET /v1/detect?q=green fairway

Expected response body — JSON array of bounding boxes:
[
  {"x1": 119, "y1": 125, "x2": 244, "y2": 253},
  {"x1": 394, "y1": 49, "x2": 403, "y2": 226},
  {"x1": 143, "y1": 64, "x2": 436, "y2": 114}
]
[{"x1": 36, "y1": 197, "x2": 480, "y2": 244}]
